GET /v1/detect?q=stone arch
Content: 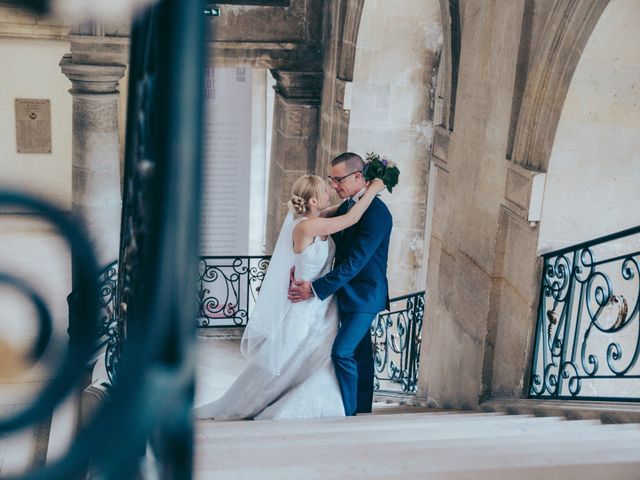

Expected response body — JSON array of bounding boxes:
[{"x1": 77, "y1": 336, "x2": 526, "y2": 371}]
[
  {"x1": 434, "y1": 0, "x2": 461, "y2": 132},
  {"x1": 335, "y1": 0, "x2": 365, "y2": 82},
  {"x1": 315, "y1": 0, "x2": 366, "y2": 176},
  {"x1": 511, "y1": 0, "x2": 609, "y2": 172},
  {"x1": 484, "y1": 0, "x2": 639, "y2": 404}
]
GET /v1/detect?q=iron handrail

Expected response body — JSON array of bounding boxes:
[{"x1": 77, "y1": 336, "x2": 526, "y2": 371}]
[
  {"x1": 529, "y1": 225, "x2": 640, "y2": 402},
  {"x1": 540, "y1": 225, "x2": 640, "y2": 259}
]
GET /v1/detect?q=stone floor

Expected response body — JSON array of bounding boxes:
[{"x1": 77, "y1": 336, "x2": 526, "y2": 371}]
[
  {"x1": 194, "y1": 339, "x2": 640, "y2": 479},
  {"x1": 195, "y1": 411, "x2": 640, "y2": 479},
  {"x1": 194, "y1": 337, "x2": 246, "y2": 409}
]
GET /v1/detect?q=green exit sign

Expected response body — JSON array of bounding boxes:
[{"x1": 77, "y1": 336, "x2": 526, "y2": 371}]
[{"x1": 203, "y1": 7, "x2": 221, "y2": 16}]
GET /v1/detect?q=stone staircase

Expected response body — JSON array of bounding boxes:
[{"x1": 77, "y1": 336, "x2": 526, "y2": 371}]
[{"x1": 194, "y1": 409, "x2": 640, "y2": 479}]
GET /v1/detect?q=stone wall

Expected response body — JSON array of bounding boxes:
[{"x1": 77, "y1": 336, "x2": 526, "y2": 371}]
[
  {"x1": 0, "y1": 36, "x2": 72, "y2": 209},
  {"x1": 417, "y1": 0, "x2": 638, "y2": 407},
  {"x1": 419, "y1": 0, "x2": 526, "y2": 408}
]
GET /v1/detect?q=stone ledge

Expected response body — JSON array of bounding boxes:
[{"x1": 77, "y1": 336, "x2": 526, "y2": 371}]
[
  {"x1": 69, "y1": 34, "x2": 130, "y2": 66},
  {"x1": 0, "y1": 23, "x2": 70, "y2": 40},
  {"x1": 0, "y1": 6, "x2": 70, "y2": 40},
  {"x1": 209, "y1": 42, "x2": 322, "y2": 70},
  {"x1": 196, "y1": 327, "x2": 244, "y2": 340},
  {"x1": 481, "y1": 398, "x2": 640, "y2": 424},
  {"x1": 432, "y1": 125, "x2": 450, "y2": 162},
  {"x1": 373, "y1": 391, "x2": 432, "y2": 407},
  {"x1": 503, "y1": 161, "x2": 546, "y2": 222}
]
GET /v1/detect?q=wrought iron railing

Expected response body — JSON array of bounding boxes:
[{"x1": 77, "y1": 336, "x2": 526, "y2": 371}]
[
  {"x1": 372, "y1": 291, "x2": 425, "y2": 394},
  {"x1": 529, "y1": 226, "x2": 640, "y2": 401},
  {"x1": 67, "y1": 260, "x2": 119, "y2": 383},
  {"x1": 197, "y1": 256, "x2": 270, "y2": 327},
  {"x1": 99, "y1": 256, "x2": 425, "y2": 394},
  {"x1": 96, "y1": 261, "x2": 120, "y2": 385}
]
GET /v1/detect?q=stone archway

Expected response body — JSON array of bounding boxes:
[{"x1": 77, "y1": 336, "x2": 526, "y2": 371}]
[
  {"x1": 511, "y1": 1, "x2": 610, "y2": 171},
  {"x1": 415, "y1": 0, "x2": 615, "y2": 408},
  {"x1": 481, "y1": 1, "x2": 637, "y2": 403},
  {"x1": 538, "y1": 0, "x2": 640, "y2": 251},
  {"x1": 523, "y1": 0, "x2": 640, "y2": 402}
]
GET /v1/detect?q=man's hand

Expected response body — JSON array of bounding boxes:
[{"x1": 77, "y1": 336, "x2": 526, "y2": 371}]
[{"x1": 288, "y1": 278, "x2": 314, "y2": 303}]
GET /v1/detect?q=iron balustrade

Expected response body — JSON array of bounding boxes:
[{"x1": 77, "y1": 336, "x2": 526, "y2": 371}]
[
  {"x1": 372, "y1": 291, "x2": 425, "y2": 394},
  {"x1": 101, "y1": 256, "x2": 425, "y2": 394},
  {"x1": 529, "y1": 225, "x2": 640, "y2": 401},
  {"x1": 97, "y1": 261, "x2": 120, "y2": 385},
  {"x1": 197, "y1": 256, "x2": 271, "y2": 327}
]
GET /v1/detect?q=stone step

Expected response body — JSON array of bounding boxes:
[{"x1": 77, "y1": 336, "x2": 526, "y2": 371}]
[
  {"x1": 426, "y1": 463, "x2": 640, "y2": 480},
  {"x1": 195, "y1": 413, "x2": 547, "y2": 438},
  {"x1": 197, "y1": 422, "x2": 640, "y2": 460},
  {"x1": 194, "y1": 413, "x2": 640, "y2": 479},
  {"x1": 196, "y1": 418, "x2": 615, "y2": 448},
  {"x1": 197, "y1": 410, "x2": 501, "y2": 431},
  {"x1": 482, "y1": 398, "x2": 640, "y2": 423}
]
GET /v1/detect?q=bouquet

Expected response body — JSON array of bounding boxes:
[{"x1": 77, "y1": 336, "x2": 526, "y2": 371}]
[{"x1": 363, "y1": 152, "x2": 400, "y2": 193}]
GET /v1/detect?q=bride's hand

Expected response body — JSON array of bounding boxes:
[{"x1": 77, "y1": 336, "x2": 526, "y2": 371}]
[{"x1": 367, "y1": 178, "x2": 386, "y2": 193}]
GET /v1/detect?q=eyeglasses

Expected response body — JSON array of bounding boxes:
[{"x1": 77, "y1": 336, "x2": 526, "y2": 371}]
[{"x1": 327, "y1": 170, "x2": 362, "y2": 184}]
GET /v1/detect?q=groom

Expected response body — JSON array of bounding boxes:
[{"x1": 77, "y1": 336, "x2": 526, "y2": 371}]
[{"x1": 288, "y1": 152, "x2": 393, "y2": 416}]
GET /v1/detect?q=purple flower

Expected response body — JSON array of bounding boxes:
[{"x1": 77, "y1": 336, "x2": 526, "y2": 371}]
[{"x1": 381, "y1": 159, "x2": 388, "y2": 166}]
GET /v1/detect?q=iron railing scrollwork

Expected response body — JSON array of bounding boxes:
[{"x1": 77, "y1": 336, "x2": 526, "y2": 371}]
[
  {"x1": 96, "y1": 261, "x2": 120, "y2": 385},
  {"x1": 371, "y1": 291, "x2": 425, "y2": 394},
  {"x1": 529, "y1": 225, "x2": 640, "y2": 401},
  {"x1": 0, "y1": 192, "x2": 100, "y2": 479},
  {"x1": 101, "y1": 257, "x2": 426, "y2": 395},
  {"x1": 197, "y1": 255, "x2": 271, "y2": 327}
]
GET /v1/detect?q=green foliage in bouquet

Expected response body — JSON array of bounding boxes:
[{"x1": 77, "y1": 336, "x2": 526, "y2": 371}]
[{"x1": 363, "y1": 152, "x2": 400, "y2": 193}]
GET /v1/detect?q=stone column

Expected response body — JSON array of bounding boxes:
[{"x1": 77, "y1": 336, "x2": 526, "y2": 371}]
[
  {"x1": 266, "y1": 70, "x2": 323, "y2": 252},
  {"x1": 60, "y1": 54, "x2": 125, "y2": 269}
]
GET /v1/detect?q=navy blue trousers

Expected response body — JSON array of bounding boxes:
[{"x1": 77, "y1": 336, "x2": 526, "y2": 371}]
[{"x1": 332, "y1": 312, "x2": 376, "y2": 416}]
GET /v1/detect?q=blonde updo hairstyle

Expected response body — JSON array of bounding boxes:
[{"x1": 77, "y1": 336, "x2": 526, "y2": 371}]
[{"x1": 289, "y1": 175, "x2": 326, "y2": 216}]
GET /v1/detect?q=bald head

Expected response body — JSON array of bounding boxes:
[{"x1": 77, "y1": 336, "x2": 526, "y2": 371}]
[{"x1": 331, "y1": 152, "x2": 365, "y2": 173}]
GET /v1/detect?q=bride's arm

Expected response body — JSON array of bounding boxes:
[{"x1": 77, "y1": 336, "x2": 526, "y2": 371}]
[
  {"x1": 319, "y1": 204, "x2": 341, "y2": 218},
  {"x1": 299, "y1": 179, "x2": 386, "y2": 238}
]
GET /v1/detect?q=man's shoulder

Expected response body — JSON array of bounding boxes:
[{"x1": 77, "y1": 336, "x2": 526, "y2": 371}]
[
  {"x1": 368, "y1": 196, "x2": 392, "y2": 216},
  {"x1": 361, "y1": 196, "x2": 392, "y2": 225}
]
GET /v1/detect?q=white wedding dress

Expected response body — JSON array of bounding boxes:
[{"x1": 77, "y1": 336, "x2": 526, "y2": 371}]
[{"x1": 194, "y1": 229, "x2": 345, "y2": 420}]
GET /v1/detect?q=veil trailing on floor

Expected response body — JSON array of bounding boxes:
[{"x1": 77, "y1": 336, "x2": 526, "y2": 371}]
[{"x1": 240, "y1": 209, "x2": 297, "y2": 375}]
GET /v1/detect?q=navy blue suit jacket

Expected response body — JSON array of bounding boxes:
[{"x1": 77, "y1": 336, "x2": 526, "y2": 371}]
[{"x1": 312, "y1": 196, "x2": 392, "y2": 313}]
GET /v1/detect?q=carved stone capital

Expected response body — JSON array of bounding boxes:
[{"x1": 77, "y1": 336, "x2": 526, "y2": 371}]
[
  {"x1": 60, "y1": 54, "x2": 126, "y2": 95},
  {"x1": 270, "y1": 70, "x2": 323, "y2": 104},
  {"x1": 503, "y1": 162, "x2": 546, "y2": 223}
]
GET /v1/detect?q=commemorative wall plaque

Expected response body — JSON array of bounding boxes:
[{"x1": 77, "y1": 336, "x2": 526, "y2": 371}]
[{"x1": 15, "y1": 98, "x2": 52, "y2": 154}]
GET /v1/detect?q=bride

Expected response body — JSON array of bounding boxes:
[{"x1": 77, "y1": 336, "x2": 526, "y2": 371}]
[{"x1": 194, "y1": 174, "x2": 384, "y2": 420}]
